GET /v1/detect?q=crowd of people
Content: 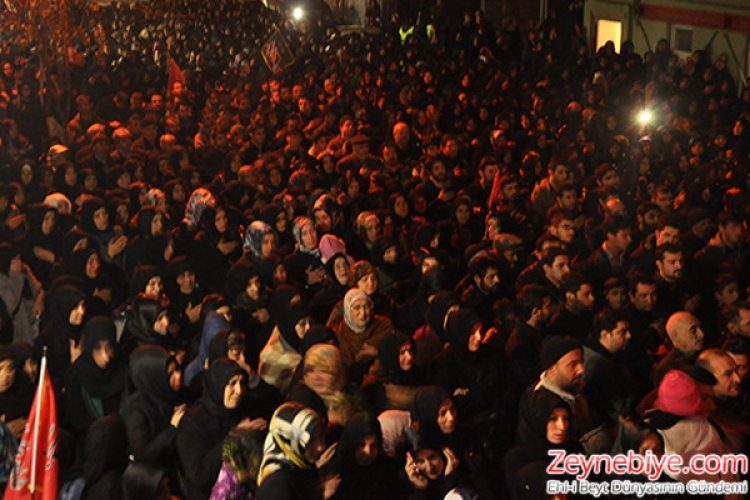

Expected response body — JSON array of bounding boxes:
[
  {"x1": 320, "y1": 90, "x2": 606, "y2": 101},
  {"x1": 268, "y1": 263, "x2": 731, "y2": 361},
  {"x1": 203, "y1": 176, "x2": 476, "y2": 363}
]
[{"x1": 1, "y1": 0, "x2": 750, "y2": 498}]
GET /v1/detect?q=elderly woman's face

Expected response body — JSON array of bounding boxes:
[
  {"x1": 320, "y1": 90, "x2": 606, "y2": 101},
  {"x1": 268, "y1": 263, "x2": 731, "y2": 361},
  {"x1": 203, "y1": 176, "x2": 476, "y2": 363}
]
[
  {"x1": 350, "y1": 297, "x2": 372, "y2": 328},
  {"x1": 301, "y1": 222, "x2": 318, "y2": 249}
]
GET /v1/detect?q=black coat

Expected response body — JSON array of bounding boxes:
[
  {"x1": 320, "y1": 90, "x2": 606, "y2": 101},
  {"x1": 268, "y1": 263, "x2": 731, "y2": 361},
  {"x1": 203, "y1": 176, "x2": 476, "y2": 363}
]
[{"x1": 256, "y1": 467, "x2": 321, "y2": 500}]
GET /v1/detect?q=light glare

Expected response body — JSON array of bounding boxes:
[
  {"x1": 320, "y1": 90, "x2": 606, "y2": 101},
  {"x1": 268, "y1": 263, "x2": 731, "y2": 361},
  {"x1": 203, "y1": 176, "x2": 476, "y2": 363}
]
[{"x1": 292, "y1": 7, "x2": 304, "y2": 21}]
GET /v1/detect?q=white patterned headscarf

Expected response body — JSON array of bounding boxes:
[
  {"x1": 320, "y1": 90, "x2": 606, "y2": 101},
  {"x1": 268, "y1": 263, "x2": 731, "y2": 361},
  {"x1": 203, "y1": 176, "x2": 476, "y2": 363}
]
[
  {"x1": 183, "y1": 188, "x2": 216, "y2": 231},
  {"x1": 257, "y1": 402, "x2": 323, "y2": 487}
]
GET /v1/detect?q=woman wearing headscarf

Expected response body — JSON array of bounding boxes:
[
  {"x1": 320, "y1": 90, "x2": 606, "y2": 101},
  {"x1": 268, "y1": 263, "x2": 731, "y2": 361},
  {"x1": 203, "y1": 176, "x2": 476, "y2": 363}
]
[
  {"x1": 192, "y1": 204, "x2": 242, "y2": 293},
  {"x1": 311, "y1": 253, "x2": 351, "y2": 325},
  {"x1": 177, "y1": 358, "x2": 266, "y2": 500},
  {"x1": 208, "y1": 329, "x2": 283, "y2": 422},
  {"x1": 321, "y1": 413, "x2": 402, "y2": 500},
  {"x1": 209, "y1": 427, "x2": 265, "y2": 500},
  {"x1": 285, "y1": 216, "x2": 327, "y2": 299},
  {"x1": 362, "y1": 331, "x2": 424, "y2": 413},
  {"x1": 60, "y1": 316, "x2": 129, "y2": 439},
  {"x1": 242, "y1": 220, "x2": 277, "y2": 267},
  {"x1": 128, "y1": 265, "x2": 165, "y2": 300},
  {"x1": 294, "y1": 343, "x2": 365, "y2": 427},
  {"x1": 124, "y1": 207, "x2": 169, "y2": 276},
  {"x1": 77, "y1": 196, "x2": 128, "y2": 275},
  {"x1": 223, "y1": 260, "x2": 272, "y2": 358},
  {"x1": 123, "y1": 345, "x2": 185, "y2": 494},
  {"x1": 21, "y1": 203, "x2": 61, "y2": 288},
  {"x1": 258, "y1": 302, "x2": 311, "y2": 395},
  {"x1": 64, "y1": 245, "x2": 122, "y2": 317},
  {"x1": 410, "y1": 386, "x2": 494, "y2": 499},
  {"x1": 164, "y1": 178, "x2": 188, "y2": 226},
  {"x1": 335, "y1": 288, "x2": 393, "y2": 385},
  {"x1": 504, "y1": 392, "x2": 580, "y2": 500},
  {"x1": 259, "y1": 203, "x2": 295, "y2": 257},
  {"x1": 433, "y1": 309, "x2": 504, "y2": 426},
  {"x1": 53, "y1": 160, "x2": 80, "y2": 204},
  {"x1": 387, "y1": 192, "x2": 419, "y2": 251},
  {"x1": 120, "y1": 292, "x2": 175, "y2": 360},
  {"x1": 403, "y1": 423, "x2": 469, "y2": 500},
  {"x1": 256, "y1": 253, "x2": 287, "y2": 291},
  {"x1": 0, "y1": 345, "x2": 34, "y2": 440},
  {"x1": 256, "y1": 402, "x2": 328, "y2": 500},
  {"x1": 182, "y1": 187, "x2": 216, "y2": 233},
  {"x1": 0, "y1": 243, "x2": 43, "y2": 345},
  {"x1": 35, "y1": 283, "x2": 86, "y2": 378},
  {"x1": 370, "y1": 236, "x2": 407, "y2": 297}
]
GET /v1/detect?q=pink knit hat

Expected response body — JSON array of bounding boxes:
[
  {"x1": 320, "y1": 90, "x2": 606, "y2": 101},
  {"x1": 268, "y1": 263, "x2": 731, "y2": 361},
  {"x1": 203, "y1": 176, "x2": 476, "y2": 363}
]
[
  {"x1": 319, "y1": 234, "x2": 354, "y2": 265},
  {"x1": 654, "y1": 370, "x2": 708, "y2": 418}
]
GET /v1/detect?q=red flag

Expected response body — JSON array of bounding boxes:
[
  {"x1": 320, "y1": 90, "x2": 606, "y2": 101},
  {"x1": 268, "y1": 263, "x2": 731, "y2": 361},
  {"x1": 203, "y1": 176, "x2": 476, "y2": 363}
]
[
  {"x1": 168, "y1": 57, "x2": 185, "y2": 89},
  {"x1": 4, "y1": 367, "x2": 58, "y2": 500}
]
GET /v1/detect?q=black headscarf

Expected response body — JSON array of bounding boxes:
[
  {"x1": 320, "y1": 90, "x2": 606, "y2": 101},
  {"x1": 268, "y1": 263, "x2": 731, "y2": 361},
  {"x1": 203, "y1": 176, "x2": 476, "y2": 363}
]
[
  {"x1": 410, "y1": 385, "x2": 451, "y2": 426},
  {"x1": 78, "y1": 196, "x2": 108, "y2": 235},
  {"x1": 445, "y1": 308, "x2": 482, "y2": 363},
  {"x1": 129, "y1": 345, "x2": 178, "y2": 403},
  {"x1": 267, "y1": 284, "x2": 300, "y2": 326},
  {"x1": 0, "y1": 345, "x2": 33, "y2": 421},
  {"x1": 124, "y1": 293, "x2": 171, "y2": 350},
  {"x1": 79, "y1": 316, "x2": 129, "y2": 400},
  {"x1": 330, "y1": 413, "x2": 382, "y2": 475},
  {"x1": 207, "y1": 328, "x2": 246, "y2": 363},
  {"x1": 377, "y1": 330, "x2": 421, "y2": 386},
  {"x1": 129, "y1": 265, "x2": 161, "y2": 297},
  {"x1": 65, "y1": 246, "x2": 99, "y2": 282},
  {"x1": 133, "y1": 207, "x2": 160, "y2": 238},
  {"x1": 202, "y1": 358, "x2": 246, "y2": 418},
  {"x1": 222, "y1": 259, "x2": 261, "y2": 306},
  {"x1": 425, "y1": 291, "x2": 458, "y2": 341},
  {"x1": 277, "y1": 302, "x2": 310, "y2": 355}
]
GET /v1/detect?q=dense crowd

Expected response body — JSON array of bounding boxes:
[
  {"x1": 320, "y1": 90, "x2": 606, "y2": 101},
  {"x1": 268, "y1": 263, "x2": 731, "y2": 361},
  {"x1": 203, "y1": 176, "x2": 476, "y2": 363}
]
[{"x1": 1, "y1": 0, "x2": 750, "y2": 499}]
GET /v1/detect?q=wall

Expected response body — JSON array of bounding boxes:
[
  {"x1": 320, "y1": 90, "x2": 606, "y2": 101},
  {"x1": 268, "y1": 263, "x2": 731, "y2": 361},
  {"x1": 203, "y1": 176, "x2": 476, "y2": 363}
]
[{"x1": 586, "y1": 0, "x2": 750, "y2": 87}]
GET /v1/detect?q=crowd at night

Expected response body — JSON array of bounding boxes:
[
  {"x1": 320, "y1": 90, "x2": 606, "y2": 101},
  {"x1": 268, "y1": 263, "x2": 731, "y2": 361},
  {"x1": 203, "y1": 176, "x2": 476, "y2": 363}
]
[{"x1": 1, "y1": 0, "x2": 750, "y2": 499}]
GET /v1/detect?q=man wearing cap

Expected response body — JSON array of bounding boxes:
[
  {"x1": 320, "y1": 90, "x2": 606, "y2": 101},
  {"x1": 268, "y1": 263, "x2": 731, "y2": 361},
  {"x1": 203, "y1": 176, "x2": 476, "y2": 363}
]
[
  {"x1": 518, "y1": 335, "x2": 605, "y2": 453},
  {"x1": 652, "y1": 311, "x2": 705, "y2": 386},
  {"x1": 336, "y1": 133, "x2": 382, "y2": 178}
]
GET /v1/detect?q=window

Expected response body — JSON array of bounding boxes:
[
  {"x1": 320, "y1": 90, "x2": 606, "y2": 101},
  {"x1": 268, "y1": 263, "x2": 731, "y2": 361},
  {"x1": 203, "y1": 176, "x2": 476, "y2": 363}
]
[
  {"x1": 596, "y1": 19, "x2": 622, "y2": 54},
  {"x1": 672, "y1": 25, "x2": 693, "y2": 55}
]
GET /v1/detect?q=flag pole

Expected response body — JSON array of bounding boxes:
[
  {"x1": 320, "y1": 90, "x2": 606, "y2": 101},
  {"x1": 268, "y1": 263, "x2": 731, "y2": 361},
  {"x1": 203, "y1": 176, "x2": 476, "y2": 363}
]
[{"x1": 30, "y1": 346, "x2": 48, "y2": 496}]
